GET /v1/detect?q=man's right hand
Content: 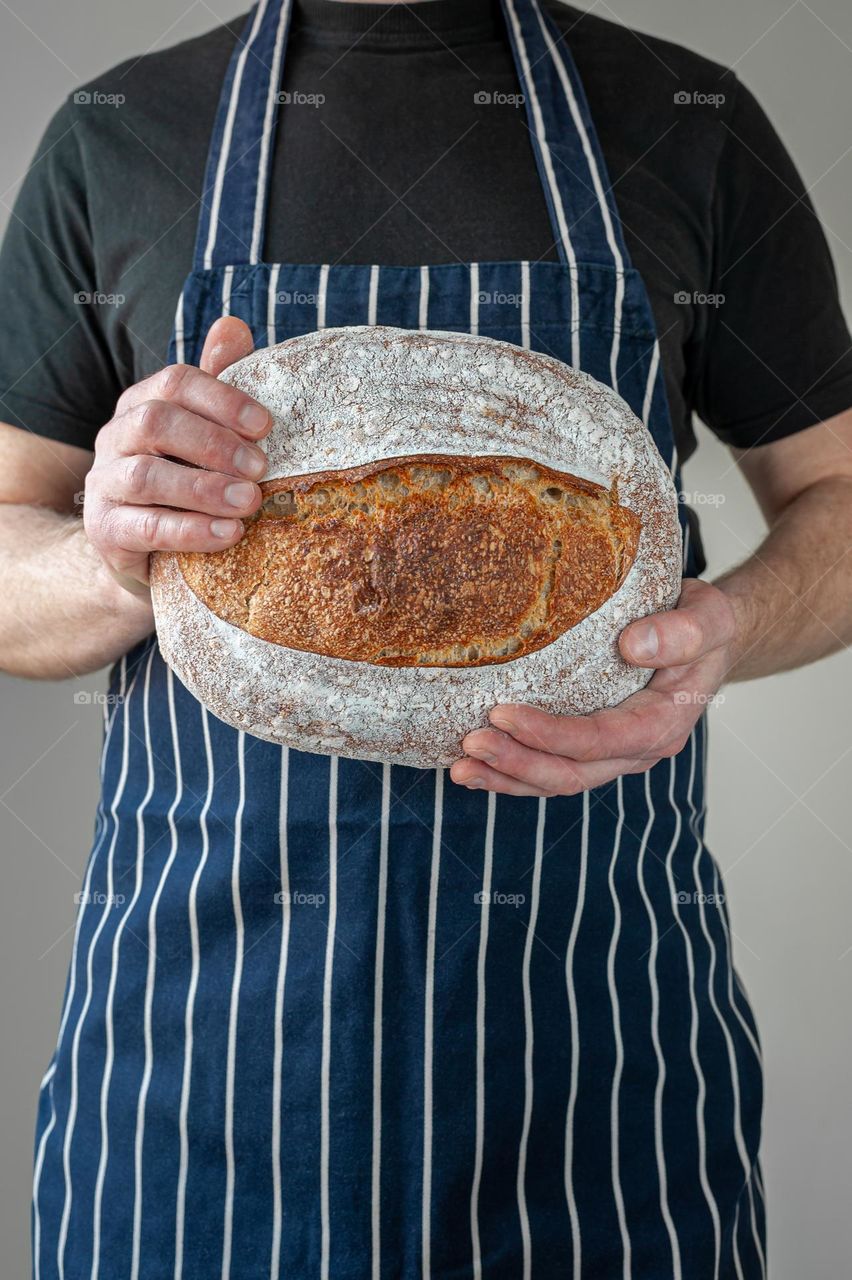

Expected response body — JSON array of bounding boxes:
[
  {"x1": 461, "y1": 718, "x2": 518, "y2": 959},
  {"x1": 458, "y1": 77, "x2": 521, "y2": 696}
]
[{"x1": 84, "y1": 316, "x2": 270, "y2": 590}]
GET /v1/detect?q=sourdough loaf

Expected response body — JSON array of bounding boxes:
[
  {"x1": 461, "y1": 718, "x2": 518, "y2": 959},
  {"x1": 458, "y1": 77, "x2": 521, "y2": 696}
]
[{"x1": 151, "y1": 326, "x2": 682, "y2": 768}]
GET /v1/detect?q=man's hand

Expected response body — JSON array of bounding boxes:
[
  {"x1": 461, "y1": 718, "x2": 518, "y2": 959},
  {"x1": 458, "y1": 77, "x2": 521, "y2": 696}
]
[
  {"x1": 450, "y1": 578, "x2": 737, "y2": 797},
  {"x1": 84, "y1": 317, "x2": 270, "y2": 590}
]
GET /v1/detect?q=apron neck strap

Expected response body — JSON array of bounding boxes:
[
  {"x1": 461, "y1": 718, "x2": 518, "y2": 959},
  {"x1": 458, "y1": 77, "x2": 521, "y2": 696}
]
[{"x1": 192, "y1": 0, "x2": 632, "y2": 275}]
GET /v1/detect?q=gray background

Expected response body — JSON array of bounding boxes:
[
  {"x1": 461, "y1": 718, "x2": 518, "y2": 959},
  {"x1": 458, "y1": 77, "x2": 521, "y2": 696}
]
[{"x1": 1, "y1": 0, "x2": 851, "y2": 1275}]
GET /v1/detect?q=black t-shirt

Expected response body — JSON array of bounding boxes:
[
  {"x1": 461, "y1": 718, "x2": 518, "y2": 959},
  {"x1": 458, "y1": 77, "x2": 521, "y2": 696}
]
[{"x1": 1, "y1": 0, "x2": 851, "y2": 472}]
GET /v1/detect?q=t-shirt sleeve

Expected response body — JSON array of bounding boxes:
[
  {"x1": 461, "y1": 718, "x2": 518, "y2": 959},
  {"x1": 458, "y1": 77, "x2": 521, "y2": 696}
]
[
  {"x1": 692, "y1": 77, "x2": 852, "y2": 448},
  {"x1": 0, "y1": 100, "x2": 125, "y2": 451}
]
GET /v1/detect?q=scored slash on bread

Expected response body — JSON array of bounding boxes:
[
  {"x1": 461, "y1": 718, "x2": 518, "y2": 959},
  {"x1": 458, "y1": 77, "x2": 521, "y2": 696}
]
[{"x1": 177, "y1": 453, "x2": 641, "y2": 667}]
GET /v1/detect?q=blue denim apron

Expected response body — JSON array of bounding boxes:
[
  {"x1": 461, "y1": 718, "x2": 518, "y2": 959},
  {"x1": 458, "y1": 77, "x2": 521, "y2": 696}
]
[{"x1": 33, "y1": 1, "x2": 767, "y2": 1276}]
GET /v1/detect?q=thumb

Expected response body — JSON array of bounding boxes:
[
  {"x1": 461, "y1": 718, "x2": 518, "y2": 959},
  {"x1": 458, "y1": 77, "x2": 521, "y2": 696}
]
[{"x1": 199, "y1": 316, "x2": 255, "y2": 376}]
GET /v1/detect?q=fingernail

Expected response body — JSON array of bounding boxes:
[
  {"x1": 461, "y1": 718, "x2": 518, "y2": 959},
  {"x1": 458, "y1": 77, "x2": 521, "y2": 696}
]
[
  {"x1": 465, "y1": 777, "x2": 485, "y2": 789},
  {"x1": 629, "y1": 623, "x2": 659, "y2": 662},
  {"x1": 225, "y1": 481, "x2": 257, "y2": 508},
  {"x1": 211, "y1": 518, "x2": 240, "y2": 539},
  {"x1": 239, "y1": 403, "x2": 271, "y2": 435},
  {"x1": 234, "y1": 445, "x2": 266, "y2": 479},
  {"x1": 490, "y1": 712, "x2": 516, "y2": 734},
  {"x1": 467, "y1": 749, "x2": 497, "y2": 765}
]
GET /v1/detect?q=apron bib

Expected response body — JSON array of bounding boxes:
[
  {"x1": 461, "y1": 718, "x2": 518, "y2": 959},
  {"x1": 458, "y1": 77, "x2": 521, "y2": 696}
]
[{"x1": 33, "y1": 2, "x2": 766, "y2": 1277}]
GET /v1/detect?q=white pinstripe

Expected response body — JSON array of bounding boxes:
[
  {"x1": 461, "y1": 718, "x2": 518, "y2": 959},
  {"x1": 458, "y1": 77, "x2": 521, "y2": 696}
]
[
  {"x1": 641, "y1": 340, "x2": 661, "y2": 435},
  {"x1": 36, "y1": 671, "x2": 126, "y2": 1280},
  {"x1": 520, "y1": 260, "x2": 530, "y2": 350},
  {"x1": 418, "y1": 266, "x2": 430, "y2": 331},
  {"x1": 516, "y1": 797, "x2": 546, "y2": 1280},
  {"x1": 686, "y1": 723, "x2": 765, "y2": 1278},
  {"x1": 250, "y1": 0, "x2": 291, "y2": 264},
  {"x1": 267, "y1": 263, "x2": 281, "y2": 349},
  {"x1": 469, "y1": 263, "x2": 480, "y2": 336},
  {"x1": 203, "y1": 0, "x2": 271, "y2": 270},
  {"x1": 421, "y1": 767, "x2": 444, "y2": 1279},
  {"x1": 732, "y1": 1198, "x2": 745, "y2": 1280},
  {"x1": 531, "y1": 0, "x2": 626, "y2": 385},
  {"x1": 371, "y1": 765, "x2": 391, "y2": 1280},
  {"x1": 92, "y1": 647, "x2": 156, "y2": 1279},
  {"x1": 56, "y1": 659, "x2": 135, "y2": 1280},
  {"x1": 221, "y1": 264, "x2": 234, "y2": 318},
  {"x1": 637, "y1": 771, "x2": 682, "y2": 1280},
  {"x1": 563, "y1": 790, "x2": 590, "y2": 1280},
  {"x1": 368, "y1": 264, "x2": 380, "y2": 327},
  {"x1": 501, "y1": 0, "x2": 580, "y2": 367},
  {"x1": 317, "y1": 264, "x2": 330, "y2": 331},
  {"x1": 320, "y1": 755, "x2": 339, "y2": 1280},
  {"x1": 220, "y1": 731, "x2": 248, "y2": 1280},
  {"x1": 270, "y1": 746, "x2": 292, "y2": 1280},
  {"x1": 470, "y1": 790, "x2": 496, "y2": 1280},
  {"x1": 131, "y1": 667, "x2": 185, "y2": 1280},
  {"x1": 175, "y1": 705, "x2": 216, "y2": 1280},
  {"x1": 664, "y1": 748, "x2": 721, "y2": 1277},
  {"x1": 173, "y1": 289, "x2": 186, "y2": 364},
  {"x1": 606, "y1": 779, "x2": 630, "y2": 1278}
]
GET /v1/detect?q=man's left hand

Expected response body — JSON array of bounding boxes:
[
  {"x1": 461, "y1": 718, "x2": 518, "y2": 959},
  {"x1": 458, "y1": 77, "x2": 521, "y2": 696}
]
[{"x1": 450, "y1": 578, "x2": 737, "y2": 797}]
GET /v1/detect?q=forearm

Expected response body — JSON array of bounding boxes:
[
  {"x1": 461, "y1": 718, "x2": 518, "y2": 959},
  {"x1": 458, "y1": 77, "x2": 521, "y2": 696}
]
[
  {"x1": 715, "y1": 476, "x2": 852, "y2": 681},
  {"x1": 0, "y1": 504, "x2": 154, "y2": 678}
]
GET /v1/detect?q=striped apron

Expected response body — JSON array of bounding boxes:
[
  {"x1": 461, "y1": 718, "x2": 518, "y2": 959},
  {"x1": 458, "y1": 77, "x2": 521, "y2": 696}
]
[{"x1": 32, "y1": 1, "x2": 767, "y2": 1276}]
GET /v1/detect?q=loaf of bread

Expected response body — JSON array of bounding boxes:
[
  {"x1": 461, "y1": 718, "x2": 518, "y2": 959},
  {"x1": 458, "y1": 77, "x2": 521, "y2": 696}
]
[{"x1": 152, "y1": 327, "x2": 681, "y2": 767}]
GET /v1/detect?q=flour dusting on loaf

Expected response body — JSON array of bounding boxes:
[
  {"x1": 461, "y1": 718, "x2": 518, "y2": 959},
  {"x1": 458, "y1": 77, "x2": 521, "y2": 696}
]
[{"x1": 151, "y1": 326, "x2": 681, "y2": 768}]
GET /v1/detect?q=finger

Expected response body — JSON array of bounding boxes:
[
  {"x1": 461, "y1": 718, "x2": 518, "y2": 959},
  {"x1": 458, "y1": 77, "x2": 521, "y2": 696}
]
[
  {"x1": 450, "y1": 752, "x2": 644, "y2": 797},
  {"x1": 619, "y1": 579, "x2": 735, "y2": 670},
  {"x1": 449, "y1": 757, "x2": 556, "y2": 797},
  {"x1": 115, "y1": 364, "x2": 271, "y2": 439},
  {"x1": 98, "y1": 402, "x2": 267, "y2": 480},
  {"x1": 199, "y1": 316, "x2": 255, "y2": 377},
  {"x1": 95, "y1": 505, "x2": 245, "y2": 555},
  {"x1": 487, "y1": 689, "x2": 687, "y2": 763},
  {"x1": 90, "y1": 455, "x2": 262, "y2": 518},
  {"x1": 459, "y1": 727, "x2": 653, "y2": 792}
]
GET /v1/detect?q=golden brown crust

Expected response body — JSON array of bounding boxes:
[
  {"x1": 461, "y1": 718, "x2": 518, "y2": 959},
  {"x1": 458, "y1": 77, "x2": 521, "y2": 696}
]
[{"x1": 175, "y1": 452, "x2": 641, "y2": 667}]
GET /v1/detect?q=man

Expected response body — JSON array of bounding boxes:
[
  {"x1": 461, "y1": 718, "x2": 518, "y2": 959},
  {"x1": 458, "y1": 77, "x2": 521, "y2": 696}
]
[{"x1": 2, "y1": 0, "x2": 851, "y2": 1276}]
